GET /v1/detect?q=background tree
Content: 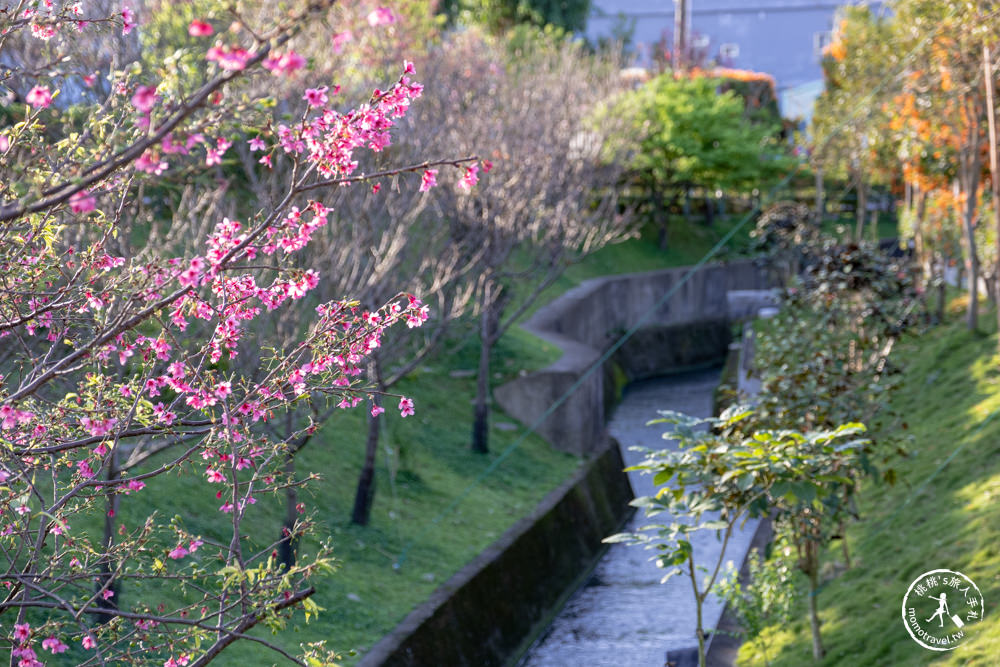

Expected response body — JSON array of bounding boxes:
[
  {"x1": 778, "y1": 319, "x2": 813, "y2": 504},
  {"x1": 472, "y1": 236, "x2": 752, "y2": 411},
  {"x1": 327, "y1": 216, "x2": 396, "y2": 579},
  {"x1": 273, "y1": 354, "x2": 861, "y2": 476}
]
[
  {"x1": 409, "y1": 31, "x2": 633, "y2": 454},
  {"x1": 611, "y1": 74, "x2": 790, "y2": 250}
]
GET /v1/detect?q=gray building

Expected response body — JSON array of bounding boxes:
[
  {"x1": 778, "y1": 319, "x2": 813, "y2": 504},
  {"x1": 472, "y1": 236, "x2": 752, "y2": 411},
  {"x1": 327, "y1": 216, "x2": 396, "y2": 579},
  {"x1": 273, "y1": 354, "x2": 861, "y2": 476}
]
[{"x1": 587, "y1": 1, "x2": 885, "y2": 121}]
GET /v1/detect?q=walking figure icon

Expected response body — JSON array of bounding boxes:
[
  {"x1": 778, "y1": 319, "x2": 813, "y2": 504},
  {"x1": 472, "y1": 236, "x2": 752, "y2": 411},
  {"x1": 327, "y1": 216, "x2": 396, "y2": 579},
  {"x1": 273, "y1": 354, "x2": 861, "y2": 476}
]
[{"x1": 925, "y1": 593, "x2": 950, "y2": 628}]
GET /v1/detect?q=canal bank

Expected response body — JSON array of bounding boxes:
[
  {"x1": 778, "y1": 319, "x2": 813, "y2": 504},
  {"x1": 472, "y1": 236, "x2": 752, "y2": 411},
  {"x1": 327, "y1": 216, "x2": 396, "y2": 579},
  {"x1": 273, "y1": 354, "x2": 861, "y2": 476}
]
[{"x1": 519, "y1": 368, "x2": 761, "y2": 666}]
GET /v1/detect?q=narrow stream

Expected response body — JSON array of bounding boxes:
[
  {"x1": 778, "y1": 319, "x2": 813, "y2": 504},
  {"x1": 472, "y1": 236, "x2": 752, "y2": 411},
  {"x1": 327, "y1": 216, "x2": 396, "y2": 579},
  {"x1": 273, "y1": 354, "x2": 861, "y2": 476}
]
[{"x1": 520, "y1": 367, "x2": 760, "y2": 667}]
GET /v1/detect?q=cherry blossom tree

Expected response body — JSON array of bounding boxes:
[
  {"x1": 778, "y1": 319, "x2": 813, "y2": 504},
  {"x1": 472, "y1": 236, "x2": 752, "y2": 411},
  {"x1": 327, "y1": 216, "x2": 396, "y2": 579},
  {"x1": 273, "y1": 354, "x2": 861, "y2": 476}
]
[
  {"x1": 0, "y1": 1, "x2": 479, "y2": 664},
  {"x1": 420, "y1": 35, "x2": 634, "y2": 454}
]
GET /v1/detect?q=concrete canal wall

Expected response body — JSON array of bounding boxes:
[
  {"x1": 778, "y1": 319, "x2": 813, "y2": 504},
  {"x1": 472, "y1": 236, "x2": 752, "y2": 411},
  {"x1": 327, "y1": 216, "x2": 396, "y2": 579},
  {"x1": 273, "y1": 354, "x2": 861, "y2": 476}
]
[
  {"x1": 358, "y1": 441, "x2": 634, "y2": 667},
  {"x1": 494, "y1": 260, "x2": 771, "y2": 456}
]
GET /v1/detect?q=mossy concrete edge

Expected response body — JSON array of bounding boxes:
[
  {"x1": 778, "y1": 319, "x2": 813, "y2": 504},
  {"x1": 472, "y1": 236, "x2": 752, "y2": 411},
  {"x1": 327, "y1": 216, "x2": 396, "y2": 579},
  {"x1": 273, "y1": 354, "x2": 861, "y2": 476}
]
[{"x1": 357, "y1": 439, "x2": 634, "y2": 667}]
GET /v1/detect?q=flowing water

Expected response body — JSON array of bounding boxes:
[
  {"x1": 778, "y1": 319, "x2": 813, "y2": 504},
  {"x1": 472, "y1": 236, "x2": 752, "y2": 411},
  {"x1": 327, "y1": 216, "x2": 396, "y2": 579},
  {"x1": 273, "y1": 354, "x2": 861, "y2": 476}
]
[{"x1": 520, "y1": 367, "x2": 760, "y2": 667}]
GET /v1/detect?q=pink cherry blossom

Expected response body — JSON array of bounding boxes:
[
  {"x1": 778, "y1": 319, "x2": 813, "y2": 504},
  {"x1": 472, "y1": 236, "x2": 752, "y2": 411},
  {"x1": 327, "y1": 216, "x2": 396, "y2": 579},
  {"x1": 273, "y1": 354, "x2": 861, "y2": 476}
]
[
  {"x1": 121, "y1": 5, "x2": 136, "y2": 34},
  {"x1": 0, "y1": 135, "x2": 8, "y2": 152},
  {"x1": 25, "y1": 85, "x2": 52, "y2": 109},
  {"x1": 458, "y1": 164, "x2": 480, "y2": 190},
  {"x1": 41, "y1": 637, "x2": 67, "y2": 654},
  {"x1": 420, "y1": 169, "x2": 438, "y2": 192},
  {"x1": 248, "y1": 137, "x2": 267, "y2": 151},
  {"x1": 331, "y1": 30, "x2": 353, "y2": 53},
  {"x1": 188, "y1": 20, "x2": 213, "y2": 36},
  {"x1": 81, "y1": 635, "x2": 96, "y2": 650},
  {"x1": 69, "y1": 190, "x2": 96, "y2": 213},
  {"x1": 13, "y1": 623, "x2": 30, "y2": 642},
  {"x1": 303, "y1": 86, "x2": 328, "y2": 108},
  {"x1": 398, "y1": 396, "x2": 414, "y2": 417},
  {"x1": 135, "y1": 150, "x2": 168, "y2": 175},
  {"x1": 77, "y1": 460, "x2": 95, "y2": 478},
  {"x1": 31, "y1": 23, "x2": 56, "y2": 40},
  {"x1": 131, "y1": 85, "x2": 158, "y2": 113},
  {"x1": 262, "y1": 50, "x2": 306, "y2": 76},
  {"x1": 206, "y1": 45, "x2": 251, "y2": 71},
  {"x1": 168, "y1": 544, "x2": 189, "y2": 559},
  {"x1": 367, "y1": 7, "x2": 396, "y2": 26},
  {"x1": 371, "y1": 404, "x2": 385, "y2": 417}
]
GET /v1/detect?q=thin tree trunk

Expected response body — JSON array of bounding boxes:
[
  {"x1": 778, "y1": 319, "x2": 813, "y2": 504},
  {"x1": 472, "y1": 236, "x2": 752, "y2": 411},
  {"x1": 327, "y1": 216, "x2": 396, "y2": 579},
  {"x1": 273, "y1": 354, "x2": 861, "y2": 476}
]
[
  {"x1": 808, "y1": 574, "x2": 824, "y2": 659},
  {"x1": 656, "y1": 190, "x2": 669, "y2": 250},
  {"x1": 350, "y1": 403, "x2": 381, "y2": 526},
  {"x1": 352, "y1": 362, "x2": 385, "y2": 525},
  {"x1": 916, "y1": 187, "x2": 929, "y2": 280},
  {"x1": 807, "y1": 557, "x2": 825, "y2": 659},
  {"x1": 472, "y1": 304, "x2": 492, "y2": 454},
  {"x1": 689, "y1": 556, "x2": 707, "y2": 667},
  {"x1": 93, "y1": 451, "x2": 121, "y2": 624},
  {"x1": 278, "y1": 450, "x2": 299, "y2": 568},
  {"x1": 814, "y1": 166, "x2": 824, "y2": 222},
  {"x1": 984, "y1": 43, "x2": 1000, "y2": 345},
  {"x1": 937, "y1": 257, "x2": 947, "y2": 322},
  {"x1": 960, "y1": 161, "x2": 981, "y2": 331},
  {"x1": 855, "y1": 175, "x2": 867, "y2": 242}
]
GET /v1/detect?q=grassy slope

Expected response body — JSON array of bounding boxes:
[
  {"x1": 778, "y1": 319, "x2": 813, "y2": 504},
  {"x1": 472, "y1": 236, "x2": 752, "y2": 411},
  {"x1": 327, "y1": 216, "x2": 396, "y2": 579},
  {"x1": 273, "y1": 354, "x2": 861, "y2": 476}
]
[
  {"x1": 114, "y1": 218, "x2": 738, "y2": 666},
  {"x1": 738, "y1": 297, "x2": 1000, "y2": 666}
]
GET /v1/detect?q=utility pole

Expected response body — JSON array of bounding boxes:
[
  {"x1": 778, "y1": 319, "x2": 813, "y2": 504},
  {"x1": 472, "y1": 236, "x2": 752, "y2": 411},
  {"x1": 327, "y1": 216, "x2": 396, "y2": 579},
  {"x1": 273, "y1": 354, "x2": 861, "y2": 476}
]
[{"x1": 674, "y1": 0, "x2": 689, "y2": 71}]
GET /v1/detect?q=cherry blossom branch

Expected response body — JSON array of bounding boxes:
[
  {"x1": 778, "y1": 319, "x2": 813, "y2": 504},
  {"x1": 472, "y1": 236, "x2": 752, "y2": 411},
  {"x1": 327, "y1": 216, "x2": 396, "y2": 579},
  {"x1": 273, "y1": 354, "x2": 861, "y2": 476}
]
[
  {"x1": 0, "y1": 2, "x2": 333, "y2": 224},
  {"x1": 294, "y1": 155, "x2": 479, "y2": 193}
]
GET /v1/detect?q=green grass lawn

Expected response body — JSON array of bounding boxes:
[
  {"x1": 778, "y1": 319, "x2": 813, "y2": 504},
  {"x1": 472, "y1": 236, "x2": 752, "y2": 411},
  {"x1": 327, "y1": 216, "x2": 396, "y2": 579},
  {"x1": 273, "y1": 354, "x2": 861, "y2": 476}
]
[
  {"x1": 519, "y1": 213, "x2": 756, "y2": 331},
  {"x1": 737, "y1": 296, "x2": 1000, "y2": 666}
]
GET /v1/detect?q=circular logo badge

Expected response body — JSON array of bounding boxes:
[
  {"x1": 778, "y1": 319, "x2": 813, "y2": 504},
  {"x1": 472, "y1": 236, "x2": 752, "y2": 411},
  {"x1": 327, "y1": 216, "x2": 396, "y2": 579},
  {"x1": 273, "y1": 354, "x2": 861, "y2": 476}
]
[{"x1": 902, "y1": 569, "x2": 984, "y2": 651}]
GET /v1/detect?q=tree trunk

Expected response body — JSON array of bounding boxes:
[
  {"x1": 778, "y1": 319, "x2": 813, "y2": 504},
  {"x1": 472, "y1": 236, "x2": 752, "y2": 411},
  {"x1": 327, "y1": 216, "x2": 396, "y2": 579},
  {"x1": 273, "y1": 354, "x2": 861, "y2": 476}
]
[
  {"x1": 808, "y1": 560, "x2": 825, "y2": 660},
  {"x1": 960, "y1": 161, "x2": 981, "y2": 330},
  {"x1": 984, "y1": 43, "x2": 1000, "y2": 346},
  {"x1": 93, "y1": 452, "x2": 121, "y2": 625},
  {"x1": 471, "y1": 309, "x2": 492, "y2": 454},
  {"x1": 916, "y1": 187, "x2": 929, "y2": 280},
  {"x1": 855, "y1": 176, "x2": 867, "y2": 242},
  {"x1": 656, "y1": 191, "x2": 669, "y2": 251},
  {"x1": 351, "y1": 396, "x2": 382, "y2": 525},
  {"x1": 937, "y1": 256, "x2": 947, "y2": 323},
  {"x1": 472, "y1": 281, "x2": 503, "y2": 454},
  {"x1": 815, "y1": 166, "x2": 825, "y2": 222},
  {"x1": 352, "y1": 361, "x2": 385, "y2": 525},
  {"x1": 704, "y1": 194, "x2": 715, "y2": 226},
  {"x1": 688, "y1": 555, "x2": 707, "y2": 667},
  {"x1": 278, "y1": 450, "x2": 300, "y2": 568}
]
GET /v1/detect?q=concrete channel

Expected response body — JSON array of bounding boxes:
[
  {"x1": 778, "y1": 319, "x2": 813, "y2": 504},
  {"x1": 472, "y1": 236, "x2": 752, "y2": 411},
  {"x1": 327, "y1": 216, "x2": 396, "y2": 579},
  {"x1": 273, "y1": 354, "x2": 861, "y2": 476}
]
[{"x1": 518, "y1": 368, "x2": 761, "y2": 667}]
